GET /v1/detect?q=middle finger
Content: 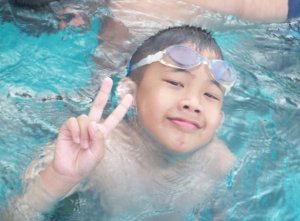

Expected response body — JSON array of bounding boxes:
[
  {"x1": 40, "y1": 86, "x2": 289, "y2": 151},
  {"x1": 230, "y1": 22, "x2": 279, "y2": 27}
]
[{"x1": 88, "y1": 77, "x2": 113, "y2": 122}]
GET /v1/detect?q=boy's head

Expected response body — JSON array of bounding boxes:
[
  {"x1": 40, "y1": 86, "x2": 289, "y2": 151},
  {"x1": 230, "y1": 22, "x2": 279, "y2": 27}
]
[
  {"x1": 118, "y1": 25, "x2": 236, "y2": 154},
  {"x1": 128, "y1": 26, "x2": 226, "y2": 83}
]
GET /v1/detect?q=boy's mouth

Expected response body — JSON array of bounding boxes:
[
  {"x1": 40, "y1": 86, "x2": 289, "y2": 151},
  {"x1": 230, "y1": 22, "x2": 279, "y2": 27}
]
[{"x1": 167, "y1": 117, "x2": 200, "y2": 131}]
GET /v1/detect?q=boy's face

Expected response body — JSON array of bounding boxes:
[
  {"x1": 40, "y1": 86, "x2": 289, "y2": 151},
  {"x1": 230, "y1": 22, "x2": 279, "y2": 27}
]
[{"x1": 134, "y1": 48, "x2": 224, "y2": 154}]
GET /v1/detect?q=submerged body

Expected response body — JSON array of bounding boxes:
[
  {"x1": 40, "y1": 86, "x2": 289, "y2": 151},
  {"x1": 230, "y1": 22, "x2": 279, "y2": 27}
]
[
  {"x1": 94, "y1": 123, "x2": 234, "y2": 220},
  {"x1": 13, "y1": 120, "x2": 234, "y2": 220}
]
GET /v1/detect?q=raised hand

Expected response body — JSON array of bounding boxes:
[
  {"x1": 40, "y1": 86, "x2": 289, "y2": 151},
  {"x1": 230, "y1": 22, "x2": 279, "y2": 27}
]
[{"x1": 51, "y1": 77, "x2": 133, "y2": 183}]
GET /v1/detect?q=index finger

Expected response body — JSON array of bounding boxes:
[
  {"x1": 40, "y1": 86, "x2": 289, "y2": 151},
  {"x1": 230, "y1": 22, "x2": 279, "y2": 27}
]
[
  {"x1": 98, "y1": 94, "x2": 133, "y2": 137},
  {"x1": 88, "y1": 77, "x2": 113, "y2": 122}
]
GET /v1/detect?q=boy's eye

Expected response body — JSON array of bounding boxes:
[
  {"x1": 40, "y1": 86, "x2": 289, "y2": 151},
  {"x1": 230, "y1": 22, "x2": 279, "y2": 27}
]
[
  {"x1": 204, "y1": 92, "x2": 220, "y2": 101},
  {"x1": 165, "y1": 80, "x2": 184, "y2": 88}
]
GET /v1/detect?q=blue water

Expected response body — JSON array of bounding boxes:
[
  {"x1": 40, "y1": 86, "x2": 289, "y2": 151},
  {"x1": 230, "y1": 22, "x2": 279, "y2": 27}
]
[
  {"x1": 0, "y1": 19, "x2": 100, "y2": 205},
  {"x1": 1, "y1": 12, "x2": 300, "y2": 221}
]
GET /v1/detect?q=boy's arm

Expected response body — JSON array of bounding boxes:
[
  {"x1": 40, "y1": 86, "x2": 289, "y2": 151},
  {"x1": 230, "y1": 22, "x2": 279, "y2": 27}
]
[
  {"x1": 5, "y1": 78, "x2": 133, "y2": 220},
  {"x1": 4, "y1": 145, "x2": 79, "y2": 221},
  {"x1": 189, "y1": 0, "x2": 289, "y2": 21}
]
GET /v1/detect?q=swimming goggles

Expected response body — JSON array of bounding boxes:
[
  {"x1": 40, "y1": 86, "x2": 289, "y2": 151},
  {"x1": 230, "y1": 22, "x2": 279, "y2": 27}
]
[{"x1": 127, "y1": 45, "x2": 236, "y2": 93}]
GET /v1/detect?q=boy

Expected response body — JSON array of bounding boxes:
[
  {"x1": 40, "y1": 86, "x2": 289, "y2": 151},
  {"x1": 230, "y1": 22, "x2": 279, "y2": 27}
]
[{"x1": 7, "y1": 25, "x2": 236, "y2": 220}]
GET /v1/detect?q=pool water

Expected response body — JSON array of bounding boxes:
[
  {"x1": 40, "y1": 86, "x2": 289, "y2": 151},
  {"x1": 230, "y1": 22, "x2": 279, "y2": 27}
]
[
  {"x1": 0, "y1": 8, "x2": 300, "y2": 221},
  {"x1": 0, "y1": 17, "x2": 100, "y2": 205}
]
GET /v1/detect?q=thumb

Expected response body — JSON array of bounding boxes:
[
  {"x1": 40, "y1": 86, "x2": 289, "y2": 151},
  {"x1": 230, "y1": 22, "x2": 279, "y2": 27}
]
[{"x1": 88, "y1": 121, "x2": 105, "y2": 161}]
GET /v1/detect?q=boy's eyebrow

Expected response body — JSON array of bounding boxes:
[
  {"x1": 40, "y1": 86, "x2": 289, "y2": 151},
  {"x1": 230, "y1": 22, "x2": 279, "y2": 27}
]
[{"x1": 210, "y1": 79, "x2": 225, "y2": 93}]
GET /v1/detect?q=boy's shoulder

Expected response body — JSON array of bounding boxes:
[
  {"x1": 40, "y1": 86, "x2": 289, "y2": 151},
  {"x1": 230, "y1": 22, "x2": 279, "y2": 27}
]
[{"x1": 203, "y1": 138, "x2": 236, "y2": 179}]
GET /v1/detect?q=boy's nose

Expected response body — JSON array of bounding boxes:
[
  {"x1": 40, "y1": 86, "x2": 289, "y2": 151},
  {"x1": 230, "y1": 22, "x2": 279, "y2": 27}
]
[{"x1": 178, "y1": 96, "x2": 202, "y2": 114}]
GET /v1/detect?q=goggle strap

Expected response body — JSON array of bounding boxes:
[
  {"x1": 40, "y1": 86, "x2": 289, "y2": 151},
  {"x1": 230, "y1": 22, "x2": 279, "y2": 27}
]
[{"x1": 131, "y1": 51, "x2": 164, "y2": 71}]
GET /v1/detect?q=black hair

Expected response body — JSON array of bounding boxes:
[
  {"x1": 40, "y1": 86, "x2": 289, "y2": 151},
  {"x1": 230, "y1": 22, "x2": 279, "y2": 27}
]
[
  {"x1": 128, "y1": 25, "x2": 223, "y2": 80},
  {"x1": 1, "y1": 0, "x2": 91, "y2": 36},
  {"x1": 9, "y1": 0, "x2": 58, "y2": 8},
  {"x1": 0, "y1": 0, "x2": 61, "y2": 35}
]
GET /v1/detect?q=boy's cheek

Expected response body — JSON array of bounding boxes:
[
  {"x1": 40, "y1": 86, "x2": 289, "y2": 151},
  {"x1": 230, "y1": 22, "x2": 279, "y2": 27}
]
[{"x1": 206, "y1": 116, "x2": 223, "y2": 136}]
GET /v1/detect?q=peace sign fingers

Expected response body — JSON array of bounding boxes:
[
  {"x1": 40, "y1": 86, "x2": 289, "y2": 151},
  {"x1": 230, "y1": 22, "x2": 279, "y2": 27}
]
[
  {"x1": 88, "y1": 77, "x2": 133, "y2": 138},
  {"x1": 97, "y1": 94, "x2": 133, "y2": 138},
  {"x1": 88, "y1": 77, "x2": 113, "y2": 122}
]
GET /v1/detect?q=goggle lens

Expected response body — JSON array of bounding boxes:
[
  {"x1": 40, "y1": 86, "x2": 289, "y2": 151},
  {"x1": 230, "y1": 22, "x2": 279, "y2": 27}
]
[
  {"x1": 167, "y1": 45, "x2": 204, "y2": 68},
  {"x1": 210, "y1": 60, "x2": 235, "y2": 83}
]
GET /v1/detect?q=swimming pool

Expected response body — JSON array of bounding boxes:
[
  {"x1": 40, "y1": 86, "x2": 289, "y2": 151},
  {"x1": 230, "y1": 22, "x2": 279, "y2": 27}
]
[{"x1": 0, "y1": 7, "x2": 300, "y2": 221}]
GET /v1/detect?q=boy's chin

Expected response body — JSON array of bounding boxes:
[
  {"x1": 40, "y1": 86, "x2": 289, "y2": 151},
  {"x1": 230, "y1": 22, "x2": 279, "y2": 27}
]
[{"x1": 161, "y1": 141, "x2": 207, "y2": 156}]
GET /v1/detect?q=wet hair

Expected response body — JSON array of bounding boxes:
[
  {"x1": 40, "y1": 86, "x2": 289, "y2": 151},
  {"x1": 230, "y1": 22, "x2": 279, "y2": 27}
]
[
  {"x1": 1, "y1": 0, "x2": 61, "y2": 35},
  {"x1": 1, "y1": 0, "x2": 91, "y2": 36},
  {"x1": 9, "y1": 0, "x2": 57, "y2": 8},
  {"x1": 128, "y1": 25, "x2": 223, "y2": 83}
]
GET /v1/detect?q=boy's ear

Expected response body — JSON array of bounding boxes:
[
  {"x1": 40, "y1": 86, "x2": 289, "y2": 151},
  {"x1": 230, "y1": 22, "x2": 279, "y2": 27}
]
[{"x1": 116, "y1": 77, "x2": 137, "y2": 104}]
